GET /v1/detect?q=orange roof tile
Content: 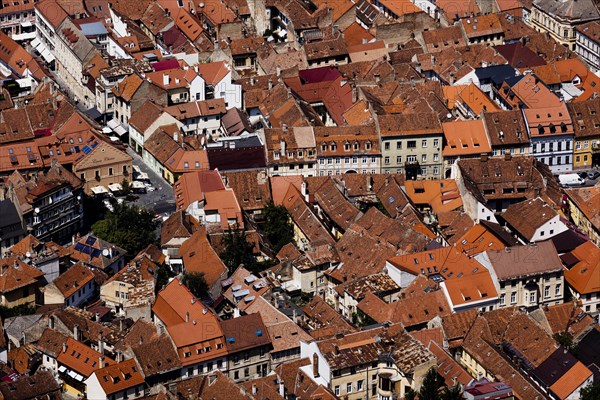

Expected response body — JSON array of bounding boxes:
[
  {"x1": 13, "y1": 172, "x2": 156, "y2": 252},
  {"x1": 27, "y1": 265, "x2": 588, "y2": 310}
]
[
  {"x1": 549, "y1": 361, "x2": 593, "y2": 400},
  {"x1": 57, "y1": 338, "x2": 114, "y2": 377},
  {"x1": 563, "y1": 241, "x2": 600, "y2": 295},
  {"x1": 178, "y1": 228, "x2": 227, "y2": 287},
  {"x1": 152, "y1": 278, "x2": 227, "y2": 365},
  {"x1": 0, "y1": 257, "x2": 44, "y2": 294},
  {"x1": 92, "y1": 359, "x2": 145, "y2": 395},
  {"x1": 443, "y1": 84, "x2": 500, "y2": 115},
  {"x1": 343, "y1": 22, "x2": 374, "y2": 47},
  {"x1": 403, "y1": 179, "x2": 462, "y2": 215},
  {"x1": 442, "y1": 119, "x2": 492, "y2": 156},
  {"x1": 196, "y1": 61, "x2": 230, "y2": 86}
]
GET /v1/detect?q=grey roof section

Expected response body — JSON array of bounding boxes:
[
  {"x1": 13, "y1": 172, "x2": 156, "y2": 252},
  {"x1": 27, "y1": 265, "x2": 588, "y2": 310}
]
[
  {"x1": 57, "y1": 18, "x2": 99, "y2": 64},
  {"x1": 481, "y1": 241, "x2": 563, "y2": 281},
  {"x1": 533, "y1": 0, "x2": 600, "y2": 22},
  {"x1": 4, "y1": 314, "x2": 44, "y2": 346},
  {"x1": 0, "y1": 199, "x2": 22, "y2": 229},
  {"x1": 79, "y1": 21, "x2": 108, "y2": 36}
]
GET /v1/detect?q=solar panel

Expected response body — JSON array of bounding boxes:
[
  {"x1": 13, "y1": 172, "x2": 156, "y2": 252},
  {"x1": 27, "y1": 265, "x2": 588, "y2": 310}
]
[
  {"x1": 85, "y1": 236, "x2": 97, "y2": 246},
  {"x1": 91, "y1": 141, "x2": 99, "y2": 148},
  {"x1": 74, "y1": 243, "x2": 85, "y2": 252},
  {"x1": 82, "y1": 145, "x2": 92, "y2": 154},
  {"x1": 92, "y1": 249, "x2": 102, "y2": 258},
  {"x1": 74, "y1": 146, "x2": 80, "y2": 153}
]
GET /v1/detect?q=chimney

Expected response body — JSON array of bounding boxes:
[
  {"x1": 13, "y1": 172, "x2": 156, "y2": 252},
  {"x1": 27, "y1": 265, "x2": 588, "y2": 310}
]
[
  {"x1": 95, "y1": 312, "x2": 100, "y2": 322},
  {"x1": 62, "y1": 342, "x2": 66, "y2": 353},
  {"x1": 431, "y1": 55, "x2": 436, "y2": 65},
  {"x1": 194, "y1": 65, "x2": 199, "y2": 73},
  {"x1": 280, "y1": 139, "x2": 286, "y2": 155},
  {"x1": 98, "y1": 337, "x2": 104, "y2": 355},
  {"x1": 416, "y1": 62, "x2": 422, "y2": 73},
  {"x1": 174, "y1": 131, "x2": 179, "y2": 143},
  {"x1": 116, "y1": 350, "x2": 122, "y2": 362},
  {"x1": 49, "y1": 316, "x2": 55, "y2": 329},
  {"x1": 99, "y1": 356, "x2": 104, "y2": 368},
  {"x1": 312, "y1": 353, "x2": 319, "y2": 377},
  {"x1": 276, "y1": 66, "x2": 281, "y2": 77},
  {"x1": 279, "y1": 379, "x2": 285, "y2": 396},
  {"x1": 250, "y1": 77, "x2": 255, "y2": 86},
  {"x1": 268, "y1": 79, "x2": 273, "y2": 90},
  {"x1": 163, "y1": 74, "x2": 169, "y2": 86},
  {"x1": 73, "y1": 324, "x2": 79, "y2": 341},
  {"x1": 186, "y1": 311, "x2": 190, "y2": 322},
  {"x1": 252, "y1": 384, "x2": 257, "y2": 395}
]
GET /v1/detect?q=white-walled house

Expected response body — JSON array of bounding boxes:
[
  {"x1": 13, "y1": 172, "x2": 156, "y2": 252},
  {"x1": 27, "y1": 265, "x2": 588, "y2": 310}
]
[
  {"x1": 502, "y1": 197, "x2": 568, "y2": 244},
  {"x1": 42, "y1": 263, "x2": 97, "y2": 307},
  {"x1": 85, "y1": 359, "x2": 145, "y2": 400},
  {"x1": 197, "y1": 62, "x2": 242, "y2": 109},
  {"x1": 128, "y1": 100, "x2": 182, "y2": 155}
]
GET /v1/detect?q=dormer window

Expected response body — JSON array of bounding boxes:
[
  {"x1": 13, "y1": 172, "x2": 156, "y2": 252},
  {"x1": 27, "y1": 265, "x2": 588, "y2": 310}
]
[
  {"x1": 365, "y1": 142, "x2": 372, "y2": 150},
  {"x1": 353, "y1": 142, "x2": 359, "y2": 151},
  {"x1": 538, "y1": 125, "x2": 544, "y2": 134},
  {"x1": 344, "y1": 142, "x2": 350, "y2": 151},
  {"x1": 330, "y1": 143, "x2": 336, "y2": 151},
  {"x1": 321, "y1": 144, "x2": 327, "y2": 152}
]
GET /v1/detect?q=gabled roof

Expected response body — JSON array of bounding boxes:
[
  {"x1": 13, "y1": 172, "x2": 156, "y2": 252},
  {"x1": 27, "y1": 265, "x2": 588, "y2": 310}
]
[
  {"x1": 442, "y1": 119, "x2": 491, "y2": 156},
  {"x1": 220, "y1": 314, "x2": 271, "y2": 353},
  {"x1": 178, "y1": 228, "x2": 228, "y2": 287},
  {"x1": 502, "y1": 197, "x2": 558, "y2": 241},
  {"x1": 50, "y1": 262, "x2": 95, "y2": 298},
  {"x1": 91, "y1": 358, "x2": 144, "y2": 395},
  {"x1": 128, "y1": 101, "x2": 166, "y2": 134},
  {"x1": 151, "y1": 278, "x2": 226, "y2": 364},
  {"x1": 196, "y1": 61, "x2": 230, "y2": 86},
  {"x1": 481, "y1": 241, "x2": 563, "y2": 280},
  {"x1": 57, "y1": 338, "x2": 114, "y2": 377},
  {"x1": 0, "y1": 257, "x2": 44, "y2": 294},
  {"x1": 563, "y1": 241, "x2": 600, "y2": 295}
]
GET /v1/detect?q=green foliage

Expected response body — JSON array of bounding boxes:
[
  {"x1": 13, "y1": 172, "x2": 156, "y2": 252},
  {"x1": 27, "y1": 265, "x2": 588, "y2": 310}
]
[
  {"x1": 82, "y1": 195, "x2": 106, "y2": 230},
  {"x1": 419, "y1": 367, "x2": 445, "y2": 400},
  {"x1": 581, "y1": 382, "x2": 600, "y2": 400},
  {"x1": 404, "y1": 388, "x2": 417, "y2": 400},
  {"x1": 0, "y1": 304, "x2": 36, "y2": 319},
  {"x1": 358, "y1": 200, "x2": 390, "y2": 217},
  {"x1": 155, "y1": 265, "x2": 172, "y2": 294},
  {"x1": 262, "y1": 202, "x2": 294, "y2": 253},
  {"x1": 91, "y1": 203, "x2": 158, "y2": 257},
  {"x1": 219, "y1": 228, "x2": 256, "y2": 273},
  {"x1": 121, "y1": 178, "x2": 132, "y2": 196},
  {"x1": 352, "y1": 308, "x2": 377, "y2": 327},
  {"x1": 553, "y1": 331, "x2": 578, "y2": 354},
  {"x1": 182, "y1": 272, "x2": 209, "y2": 300},
  {"x1": 440, "y1": 385, "x2": 463, "y2": 400}
]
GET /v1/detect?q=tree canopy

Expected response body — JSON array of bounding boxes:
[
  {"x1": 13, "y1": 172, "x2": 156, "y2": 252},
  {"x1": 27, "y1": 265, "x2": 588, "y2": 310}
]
[
  {"x1": 581, "y1": 382, "x2": 600, "y2": 400},
  {"x1": 220, "y1": 228, "x2": 256, "y2": 273},
  {"x1": 262, "y1": 202, "x2": 294, "y2": 253},
  {"x1": 182, "y1": 272, "x2": 209, "y2": 300},
  {"x1": 91, "y1": 203, "x2": 158, "y2": 257}
]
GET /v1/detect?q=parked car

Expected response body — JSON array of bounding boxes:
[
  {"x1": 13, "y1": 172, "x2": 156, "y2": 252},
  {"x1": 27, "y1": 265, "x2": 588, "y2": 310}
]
[
  {"x1": 587, "y1": 171, "x2": 600, "y2": 180},
  {"x1": 577, "y1": 171, "x2": 588, "y2": 179}
]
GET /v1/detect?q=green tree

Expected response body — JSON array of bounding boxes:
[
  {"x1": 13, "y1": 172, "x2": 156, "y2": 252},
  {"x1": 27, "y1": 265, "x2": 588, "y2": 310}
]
[
  {"x1": 440, "y1": 385, "x2": 463, "y2": 400},
  {"x1": 219, "y1": 228, "x2": 256, "y2": 273},
  {"x1": 91, "y1": 203, "x2": 157, "y2": 257},
  {"x1": 262, "y1": 202, "x2": 294, "y2": 253},
  {"x1": 553, "y1": 331, "x2": 577, "y2": 353},
  {"x1": 155, "y1": 265, "x2": 172, "y2": 294},
  {"x1": 419, "y1": 367, "x2": 445, "y2": 400},
  {"x1": 581, "y1": 382, "x2": 600, "y2": 400},
  {"x1": 182, "y1": 271, "x2": 209, "y2": 299},
  {"x1": 404, "y1": 388, "x2": 417, "y2": 400},
  {"x1": 121, "y1": 178, "x2": 132, "y2": 196}
]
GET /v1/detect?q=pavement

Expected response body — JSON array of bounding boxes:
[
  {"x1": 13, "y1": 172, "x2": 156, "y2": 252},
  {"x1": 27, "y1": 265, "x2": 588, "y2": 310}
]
[{"x1": 125, "y1": 147, "x2": 176, "y2": 216}]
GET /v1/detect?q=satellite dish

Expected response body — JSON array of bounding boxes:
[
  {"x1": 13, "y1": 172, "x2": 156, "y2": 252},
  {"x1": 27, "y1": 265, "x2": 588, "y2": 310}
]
[
  {"x1": 25, "y1": 252, "x2": 31, "y2": 258},
  {"x1": 102, "y1": 249, "x2": 110, "y2": 257},
  {"x1": 34, "y1": 207, "x2": 40, "y2": 214},
  {"x1": 446, "y1": 113, "x2": 452, "y2": 119}
]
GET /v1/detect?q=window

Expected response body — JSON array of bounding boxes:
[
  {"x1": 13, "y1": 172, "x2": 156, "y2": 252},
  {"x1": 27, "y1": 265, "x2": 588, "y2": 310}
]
[
  {"x1": 529, "y1": 292, "x2": 536, "y2": 303},
  {"x1": 511, "y1": 292, "x2": 516, "y2": 304},
  {"x1": 335, "y1": 386, "x2": 340, "y2": 396},
  {"x1": 234, "y1": 371, "x2": 239, "y2": 380},
  {"x1": 384, "y1": 157, "x2": 390, "y2": 165},
  {"x1": 422, "y1": 139, "x2": 427, "y2": 148},
  {"x1": 384, "y1": 142, "x2": 390, "y2": 150},
  {"x1": 357, "y1": 380, "x2": 364, "y2": 391},
  {"x1": 396, "y1": 156, "x2": 402, "y2": 163},
  {"x1": 353, "y1": 142, "x2": 359, "y2": 151},
  {"x1": 407, "y1": 155, "x2": 417, "y2": 162},
  {"x1": 184, "y1": 162, "x2": 189, "y2": 169},
  {"x1": 407, "y1": 140, "x2": 416, "y2": 148},
  {"x1": 365, "y1": 142, "x2": 372, "y2": 150},
  {"x1": 244, "y1": 353, "x2": 249, "y2": 361},
  {"x1": 544, "y1": 286, "x2": 550, "y2": 298},
  {"x1": 433, "y1": 139, "x2": 439, "y2": 147},
  {"x1": 420, "y1": 167, "x2": 427, "y2": 175},
  {"x1": 244, "y1": 368, "x2": 250, "y2": 377},
  {"x1": 396, "y1": 141, "x2": 402, "y2": 149},
  {"x1": 347, "y1": 383, "x2": 352, "y2": 394},
  {"x1": 555, "y1": 284, "x2": 561, "y2": 297},
  {"x1": 500, "y1": 294, "x2": 505, "y2": 305},
  {"x1": 433, "y1": 153, "x2": 439, "y2": 161},
  {"x1": 421, "y1": 154, "x2": 427, "y2": 162}
]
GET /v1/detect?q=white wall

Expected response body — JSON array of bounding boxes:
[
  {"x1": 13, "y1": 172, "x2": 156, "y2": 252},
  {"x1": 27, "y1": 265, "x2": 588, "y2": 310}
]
[
  {"x1": 386, "y1": 261, "x2": 416, "y2": 288},
  {"x1": 530, "y1": 215, "x2": 568, "y2": 242},
  {"x1": 300, "y1": 341, "x2": 331, "y2": 386}
]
